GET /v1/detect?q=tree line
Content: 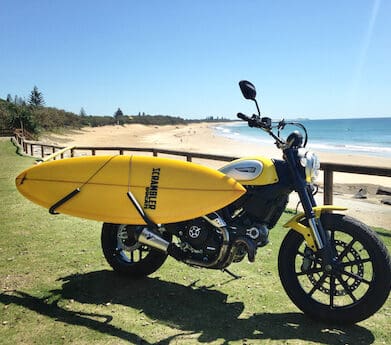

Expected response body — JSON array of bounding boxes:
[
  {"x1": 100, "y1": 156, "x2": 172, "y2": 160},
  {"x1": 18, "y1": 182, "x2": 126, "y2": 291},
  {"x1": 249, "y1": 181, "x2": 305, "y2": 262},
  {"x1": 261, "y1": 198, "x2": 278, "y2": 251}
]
[{"x1": 0, "y1": 86, "x2": 232, "y2": 136}]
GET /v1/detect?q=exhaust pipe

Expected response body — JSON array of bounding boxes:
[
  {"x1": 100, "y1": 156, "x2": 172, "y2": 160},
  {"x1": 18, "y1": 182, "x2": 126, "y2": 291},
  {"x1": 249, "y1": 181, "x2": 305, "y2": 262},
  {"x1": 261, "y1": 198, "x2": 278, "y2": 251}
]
[
  {"x1": 136, "y1": 228, "x2": 185, "y2": 261},
  {"x1": 137, "y1": 228, "x2": 170, "y2": 252}
]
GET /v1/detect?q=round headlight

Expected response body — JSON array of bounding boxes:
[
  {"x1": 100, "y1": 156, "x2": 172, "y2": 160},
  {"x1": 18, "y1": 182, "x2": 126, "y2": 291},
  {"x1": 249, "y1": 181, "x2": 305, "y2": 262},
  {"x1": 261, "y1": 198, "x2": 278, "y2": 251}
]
[{"x1": 298, "y1": 149, "x2": 320, "y2": 183}]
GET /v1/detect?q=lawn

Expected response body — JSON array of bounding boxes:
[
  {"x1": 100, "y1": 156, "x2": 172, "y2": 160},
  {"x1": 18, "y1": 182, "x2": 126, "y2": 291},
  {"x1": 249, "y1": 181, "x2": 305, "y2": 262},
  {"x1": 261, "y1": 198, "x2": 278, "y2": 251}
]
[{"x1": 0, "y1": 139, "x2": 390, "y2": 344}]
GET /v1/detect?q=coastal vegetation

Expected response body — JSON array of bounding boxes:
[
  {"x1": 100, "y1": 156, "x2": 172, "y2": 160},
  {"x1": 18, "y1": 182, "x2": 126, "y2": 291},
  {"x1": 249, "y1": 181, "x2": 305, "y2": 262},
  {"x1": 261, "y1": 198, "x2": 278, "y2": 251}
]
[{"x1": 0, "y1": 87, "x2": 232, "y2": 136}]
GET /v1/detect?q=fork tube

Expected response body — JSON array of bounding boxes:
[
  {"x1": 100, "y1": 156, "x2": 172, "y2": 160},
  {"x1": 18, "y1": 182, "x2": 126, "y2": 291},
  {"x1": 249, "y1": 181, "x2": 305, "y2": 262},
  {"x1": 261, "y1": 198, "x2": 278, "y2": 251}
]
[{"x1": 284, "y1": 149, "x2": 325, "y2": 249}]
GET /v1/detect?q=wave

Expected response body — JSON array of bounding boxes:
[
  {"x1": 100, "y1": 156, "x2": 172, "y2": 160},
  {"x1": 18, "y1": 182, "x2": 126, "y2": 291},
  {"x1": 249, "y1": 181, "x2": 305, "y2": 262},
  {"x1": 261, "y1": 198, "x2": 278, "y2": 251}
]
[
  {"x1": 308, "y1": 142, "x2": 391, "y2": 156},
  {"x1": 212, "y1": 124, "x2": 391, "y2": 158}
]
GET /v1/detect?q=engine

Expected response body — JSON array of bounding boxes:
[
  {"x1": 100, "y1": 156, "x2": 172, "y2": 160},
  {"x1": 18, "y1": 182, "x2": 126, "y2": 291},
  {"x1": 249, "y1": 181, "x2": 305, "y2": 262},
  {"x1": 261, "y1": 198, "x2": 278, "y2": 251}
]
[
  {"x1": 174, "y1": 218, "x2": 222, "y2": 262},
  {"x1": 168, "y1": 213, "x2": 270, "y2": 265}
]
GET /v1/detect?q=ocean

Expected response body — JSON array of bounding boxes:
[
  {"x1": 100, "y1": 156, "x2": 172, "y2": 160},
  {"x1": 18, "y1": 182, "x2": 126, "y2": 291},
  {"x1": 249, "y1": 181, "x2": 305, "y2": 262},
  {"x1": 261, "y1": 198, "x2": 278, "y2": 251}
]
[{"x1": 213, "y1": 117, "x2": 391, "y2": 158}]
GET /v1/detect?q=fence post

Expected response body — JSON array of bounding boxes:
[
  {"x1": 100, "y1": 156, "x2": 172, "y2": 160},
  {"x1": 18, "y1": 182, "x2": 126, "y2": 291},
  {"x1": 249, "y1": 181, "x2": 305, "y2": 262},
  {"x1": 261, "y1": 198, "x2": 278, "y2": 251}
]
[
  {"x1": 186, "y1": 154, "x2": 192, "y2": 162},
  {"x1": 323, "y1": 168, "x2": 334, "y2": 205}
]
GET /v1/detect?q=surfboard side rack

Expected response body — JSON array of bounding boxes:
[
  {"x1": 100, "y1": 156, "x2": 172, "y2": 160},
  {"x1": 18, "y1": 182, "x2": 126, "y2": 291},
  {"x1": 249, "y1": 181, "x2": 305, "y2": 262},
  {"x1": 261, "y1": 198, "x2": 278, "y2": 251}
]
[
  {"x1": 126, "y1": 191, "x2": 159, "y2": 230},
  {"x1": 49, "y1": 188, "x2": 81, "y2": 215},
  {"x1": 48, "y1": 188, "x2": 158, "y2": 229}
]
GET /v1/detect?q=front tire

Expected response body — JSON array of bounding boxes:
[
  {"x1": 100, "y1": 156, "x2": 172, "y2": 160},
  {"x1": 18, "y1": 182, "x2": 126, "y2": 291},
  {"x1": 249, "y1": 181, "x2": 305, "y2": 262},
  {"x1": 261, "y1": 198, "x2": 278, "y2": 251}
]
[
  {"x1": 101, "y1": 223, "x2": 171, "y2": 277},
  {"x1": 278, "y1": 213, "x2": 391, "y2": 324}
]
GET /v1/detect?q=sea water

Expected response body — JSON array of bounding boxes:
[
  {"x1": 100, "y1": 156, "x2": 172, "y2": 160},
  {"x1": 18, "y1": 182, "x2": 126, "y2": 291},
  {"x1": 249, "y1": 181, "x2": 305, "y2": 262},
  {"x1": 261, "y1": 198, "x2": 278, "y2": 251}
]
[{"x1": 213, "y1": 117, "x2": 391, "y2": 158}]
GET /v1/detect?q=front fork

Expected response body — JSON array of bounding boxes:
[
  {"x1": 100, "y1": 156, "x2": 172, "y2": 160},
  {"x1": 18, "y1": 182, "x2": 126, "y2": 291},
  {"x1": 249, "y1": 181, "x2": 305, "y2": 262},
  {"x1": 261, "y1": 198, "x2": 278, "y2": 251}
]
[
  {"x1": 284, "y1": 205, "x2": 347, "y2": 252},
  {"x1": 283, "y1": 149, "x2": 346, "y2": 257}
]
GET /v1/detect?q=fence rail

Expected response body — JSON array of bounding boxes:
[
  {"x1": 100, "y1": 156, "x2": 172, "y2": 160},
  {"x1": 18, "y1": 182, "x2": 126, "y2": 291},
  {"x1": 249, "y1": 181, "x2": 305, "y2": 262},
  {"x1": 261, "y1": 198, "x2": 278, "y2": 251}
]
[
  {"x1": 0, "y1": 129, "x2": 15, "y2": 137},
  {"x1": 11, "y1": 132, "x2": 391, "y2": 206}
]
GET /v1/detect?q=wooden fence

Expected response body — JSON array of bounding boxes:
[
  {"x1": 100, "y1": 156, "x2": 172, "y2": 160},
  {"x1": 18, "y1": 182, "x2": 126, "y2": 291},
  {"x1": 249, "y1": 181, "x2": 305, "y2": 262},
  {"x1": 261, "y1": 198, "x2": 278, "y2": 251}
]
[
  {"x1": 0, "y1": 129, "x2": 15, "y2": 137},
  {"x1": 11, "y1": 132, "x2": 391, "y2": 206}
]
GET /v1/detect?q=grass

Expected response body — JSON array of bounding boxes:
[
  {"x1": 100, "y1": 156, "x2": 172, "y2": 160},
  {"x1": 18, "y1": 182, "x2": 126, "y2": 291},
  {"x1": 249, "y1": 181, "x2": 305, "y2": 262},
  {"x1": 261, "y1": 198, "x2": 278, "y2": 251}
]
[{"x1": 0, "y1": 139, "x2": 390, "y2": 344}]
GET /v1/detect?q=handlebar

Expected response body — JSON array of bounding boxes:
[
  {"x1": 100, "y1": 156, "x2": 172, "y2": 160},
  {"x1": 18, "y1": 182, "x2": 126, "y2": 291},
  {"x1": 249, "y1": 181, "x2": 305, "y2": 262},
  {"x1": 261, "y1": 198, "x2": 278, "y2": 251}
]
[
  {"x1": 237, "y1": 112, "x2": 308, "y2": 149},
  {"x1": 236, "y1": 113, "x2": 271, "y2": 130}
]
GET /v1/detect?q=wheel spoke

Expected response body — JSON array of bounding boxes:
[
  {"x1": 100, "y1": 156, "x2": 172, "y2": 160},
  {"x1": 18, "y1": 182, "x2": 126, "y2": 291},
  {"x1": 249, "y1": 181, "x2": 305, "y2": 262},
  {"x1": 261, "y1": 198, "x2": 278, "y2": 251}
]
[
  {"x1": 338, "y1": 238, "x2": 356, "y2": 260},
  {"x1": 341, "y1": 257, "x2": 372, "y2": 268},
  {"x1": 336, "y1": 274, "x2": 357, "y2": 303},
  {"x1": 329, "y1": 273, "x2": 336, "y2": 308},
  {"x1": 339, "y1": 269, "x2": 372, "y2": 285},
  {"x1": 308, "y1": 273, "x2": 327, "y2": 297}
]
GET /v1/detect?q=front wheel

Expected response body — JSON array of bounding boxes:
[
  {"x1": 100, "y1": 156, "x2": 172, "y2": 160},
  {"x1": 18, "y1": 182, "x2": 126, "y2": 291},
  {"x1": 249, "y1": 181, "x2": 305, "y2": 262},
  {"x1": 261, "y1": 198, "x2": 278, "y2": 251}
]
[
  {"x1": 101, "y1": 223, "x2": 171, "y2": 277},
  {"x1": 278, "y1": 213, "x2": 391, "y2": 324}
]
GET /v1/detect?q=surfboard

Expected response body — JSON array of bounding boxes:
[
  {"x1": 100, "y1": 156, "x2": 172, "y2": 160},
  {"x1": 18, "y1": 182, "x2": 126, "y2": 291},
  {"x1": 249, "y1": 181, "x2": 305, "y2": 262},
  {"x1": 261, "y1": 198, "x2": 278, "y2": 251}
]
[{"x1": 15, "y1": 155, "x2": 246, "y2": 224}]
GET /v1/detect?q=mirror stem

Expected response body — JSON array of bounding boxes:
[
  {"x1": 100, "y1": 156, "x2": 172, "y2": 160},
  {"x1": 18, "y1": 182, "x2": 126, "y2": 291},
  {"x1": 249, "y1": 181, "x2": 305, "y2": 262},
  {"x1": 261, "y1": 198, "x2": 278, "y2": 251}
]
[{"x1": 254, "y1": 99, "x2": 261, "y2": 116}]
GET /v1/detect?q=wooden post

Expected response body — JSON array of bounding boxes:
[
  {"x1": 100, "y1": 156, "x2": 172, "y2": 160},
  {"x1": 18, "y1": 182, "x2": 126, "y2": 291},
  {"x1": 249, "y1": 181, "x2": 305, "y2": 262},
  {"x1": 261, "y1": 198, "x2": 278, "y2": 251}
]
[
  {"x1": 323, "y1": 168, "x2": 334, "y2": 205},
  {"x1": 92, "y1": 149, "x2": 96, "y2": 156},
  {"x1": 186, "y1": 154, "x2": 192, "y2": 162},
  {"x1": 71, "y1": 149, "x2": 75, "y2": 157},
  {"x1": 153, "y1": 149, "x2": 158, "y2": 157}
]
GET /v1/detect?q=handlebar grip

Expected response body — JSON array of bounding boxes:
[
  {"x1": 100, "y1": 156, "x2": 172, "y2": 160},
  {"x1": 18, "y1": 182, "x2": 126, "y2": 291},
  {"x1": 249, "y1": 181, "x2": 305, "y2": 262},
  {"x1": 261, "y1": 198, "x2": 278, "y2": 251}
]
[{"x1": 237, "y1": 112, "x2": 249, "y2": 121}]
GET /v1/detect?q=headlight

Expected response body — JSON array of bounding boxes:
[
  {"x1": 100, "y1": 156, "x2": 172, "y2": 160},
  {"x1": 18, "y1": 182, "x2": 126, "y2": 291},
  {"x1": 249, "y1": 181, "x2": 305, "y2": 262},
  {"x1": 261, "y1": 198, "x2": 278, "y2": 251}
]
[{"x1": 298, "y1": 149, "x2": 320, "y2": 183}]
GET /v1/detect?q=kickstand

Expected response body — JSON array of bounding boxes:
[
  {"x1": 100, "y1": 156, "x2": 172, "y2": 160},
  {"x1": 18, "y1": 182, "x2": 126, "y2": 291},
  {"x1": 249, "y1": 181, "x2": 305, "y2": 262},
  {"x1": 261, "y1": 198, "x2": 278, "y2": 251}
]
[{"x1": 221, "y1": 268, "x2": 242, "y2": 280}]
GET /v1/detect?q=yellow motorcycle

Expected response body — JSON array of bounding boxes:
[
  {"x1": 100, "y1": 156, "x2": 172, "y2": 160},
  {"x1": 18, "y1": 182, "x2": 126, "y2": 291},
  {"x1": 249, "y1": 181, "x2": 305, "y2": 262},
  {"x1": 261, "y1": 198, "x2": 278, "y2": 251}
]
[{"x1": 101, "y1": 81, "x2": 391, "y2": 324}]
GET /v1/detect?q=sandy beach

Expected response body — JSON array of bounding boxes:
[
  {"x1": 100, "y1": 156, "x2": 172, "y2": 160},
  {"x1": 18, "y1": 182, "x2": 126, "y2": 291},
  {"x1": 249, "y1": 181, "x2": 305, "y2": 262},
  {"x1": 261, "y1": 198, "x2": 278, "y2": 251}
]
[{"x1": 41, "y1": 123, "x2": 391, "y2": 229}]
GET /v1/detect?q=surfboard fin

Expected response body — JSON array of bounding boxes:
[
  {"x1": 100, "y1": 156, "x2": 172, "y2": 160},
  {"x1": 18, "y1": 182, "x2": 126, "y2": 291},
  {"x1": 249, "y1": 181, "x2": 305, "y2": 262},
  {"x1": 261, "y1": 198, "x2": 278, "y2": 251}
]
[{"x1": 49, "y1": 188, "x2": 81, "y2": 215}]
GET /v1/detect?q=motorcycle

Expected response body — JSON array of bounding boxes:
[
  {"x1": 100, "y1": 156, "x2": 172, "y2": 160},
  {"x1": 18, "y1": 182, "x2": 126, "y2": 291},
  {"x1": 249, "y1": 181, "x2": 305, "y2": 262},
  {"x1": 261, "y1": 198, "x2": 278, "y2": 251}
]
[{"x1": 101, "y1": 80, "x2": 391, "y2": 324}]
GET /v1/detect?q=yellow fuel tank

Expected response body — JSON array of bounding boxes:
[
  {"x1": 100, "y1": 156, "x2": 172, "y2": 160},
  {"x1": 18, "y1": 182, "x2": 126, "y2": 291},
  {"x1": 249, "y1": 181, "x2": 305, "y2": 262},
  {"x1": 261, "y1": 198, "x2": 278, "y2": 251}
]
[{"x1": 219, "y1": 156, "x2": 279, "y2": 186}]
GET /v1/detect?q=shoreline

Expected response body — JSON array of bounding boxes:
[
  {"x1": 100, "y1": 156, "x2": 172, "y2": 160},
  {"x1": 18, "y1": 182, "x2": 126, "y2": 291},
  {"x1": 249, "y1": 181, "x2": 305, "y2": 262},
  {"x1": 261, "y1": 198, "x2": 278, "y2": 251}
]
[
  {"x1": 215, "y1": 120, "x2": 391, "y2": 159},
  {"x1": 40, "y1": 123, "x2": 391, "y2": 229}
]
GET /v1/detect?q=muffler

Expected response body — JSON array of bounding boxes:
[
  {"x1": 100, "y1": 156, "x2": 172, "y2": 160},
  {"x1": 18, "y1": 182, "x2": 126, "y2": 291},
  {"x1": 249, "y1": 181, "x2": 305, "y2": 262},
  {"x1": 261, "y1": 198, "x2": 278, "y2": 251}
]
[{"x1": 136, "y1": 227, "x2": 185, "y2": 261}]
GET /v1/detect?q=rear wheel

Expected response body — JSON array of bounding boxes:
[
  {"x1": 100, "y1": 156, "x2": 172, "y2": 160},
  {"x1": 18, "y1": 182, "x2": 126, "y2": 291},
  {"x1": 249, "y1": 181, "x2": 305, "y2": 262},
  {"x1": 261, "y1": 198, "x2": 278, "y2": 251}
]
[
  {"x1": 101, "y1": 223, "x2": 171, "y2": 277},
  {"x1": 278, "y1": 213, "x2": 391, "y2": 324}
]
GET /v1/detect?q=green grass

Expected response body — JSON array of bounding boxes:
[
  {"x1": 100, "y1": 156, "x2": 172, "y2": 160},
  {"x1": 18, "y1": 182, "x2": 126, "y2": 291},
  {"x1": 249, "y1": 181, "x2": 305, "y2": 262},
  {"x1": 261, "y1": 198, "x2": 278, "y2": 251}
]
[{"x1": 1, "y1": 139, "x2": 390, "y2": 344}]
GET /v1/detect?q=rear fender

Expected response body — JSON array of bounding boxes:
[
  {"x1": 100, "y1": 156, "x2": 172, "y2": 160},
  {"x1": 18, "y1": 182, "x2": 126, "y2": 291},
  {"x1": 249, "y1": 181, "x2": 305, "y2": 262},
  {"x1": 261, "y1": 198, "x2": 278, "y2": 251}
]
[{"x1": 283, "y1": 206, "x2": 347, "y2": 251}]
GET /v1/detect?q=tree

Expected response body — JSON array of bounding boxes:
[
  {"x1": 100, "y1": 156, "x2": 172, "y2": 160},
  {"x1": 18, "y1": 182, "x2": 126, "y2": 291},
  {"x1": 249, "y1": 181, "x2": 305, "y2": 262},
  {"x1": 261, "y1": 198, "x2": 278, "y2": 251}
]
[
  {"x1": 114, "y1": 108, "x2": 123, "y2": 118},
  {"x1": 6, "y1": 94, "x2": 12, "y2": 102},
  {"x1": 114, "y1": 108, "x2": 124, "y2": 125},
  {"x1": 29, "y1": 86, "x2": 45, "y2": 107},
  {"x1": 14, "y1": 95, "x2": 25, "y2": 105},
  {"x1": 79, "y1": 107, "x2": 87, "y2": 117}
]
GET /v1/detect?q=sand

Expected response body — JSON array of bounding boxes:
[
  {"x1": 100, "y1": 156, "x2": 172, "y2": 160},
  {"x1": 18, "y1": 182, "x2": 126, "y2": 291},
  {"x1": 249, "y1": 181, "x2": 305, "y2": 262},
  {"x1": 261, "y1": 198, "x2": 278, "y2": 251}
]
[{"x1": 40, "y1": 123, "x2": 391, "y2": 229}]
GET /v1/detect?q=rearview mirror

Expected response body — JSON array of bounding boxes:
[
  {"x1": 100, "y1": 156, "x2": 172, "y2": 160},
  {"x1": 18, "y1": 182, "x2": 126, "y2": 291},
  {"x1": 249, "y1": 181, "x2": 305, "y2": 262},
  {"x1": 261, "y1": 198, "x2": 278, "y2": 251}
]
[{"x1": 239, "y1": 80, "x2": 257, "y2": 100}]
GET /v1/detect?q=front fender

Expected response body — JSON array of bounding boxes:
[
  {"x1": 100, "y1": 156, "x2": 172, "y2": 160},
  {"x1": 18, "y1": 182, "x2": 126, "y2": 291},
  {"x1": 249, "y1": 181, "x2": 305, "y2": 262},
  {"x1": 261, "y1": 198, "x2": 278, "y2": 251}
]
[{"x1": 283, "y1": 206, "x2": 347, "y2": 251}]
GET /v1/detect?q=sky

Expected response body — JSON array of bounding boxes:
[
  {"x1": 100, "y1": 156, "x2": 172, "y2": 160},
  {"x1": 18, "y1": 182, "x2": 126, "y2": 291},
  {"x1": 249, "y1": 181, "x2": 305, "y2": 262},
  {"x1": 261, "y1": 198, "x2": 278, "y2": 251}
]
[{"x1": 1, "y1": 0, "x2": 390, "y2": 119}]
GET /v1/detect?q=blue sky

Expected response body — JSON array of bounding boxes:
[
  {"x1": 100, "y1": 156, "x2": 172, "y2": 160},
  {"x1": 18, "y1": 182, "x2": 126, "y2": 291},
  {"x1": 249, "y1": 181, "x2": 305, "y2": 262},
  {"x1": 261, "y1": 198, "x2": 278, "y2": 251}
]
[{"x1": 1, "y1": 0, "x2": 390, "y2": 119}]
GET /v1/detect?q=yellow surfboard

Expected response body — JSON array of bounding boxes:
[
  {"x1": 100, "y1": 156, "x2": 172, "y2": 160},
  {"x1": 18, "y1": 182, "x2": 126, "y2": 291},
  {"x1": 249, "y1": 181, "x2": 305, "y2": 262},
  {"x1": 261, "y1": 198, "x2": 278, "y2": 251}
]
[{"x1": 15, "y1": 155, "x2": 246, "y2": 224}]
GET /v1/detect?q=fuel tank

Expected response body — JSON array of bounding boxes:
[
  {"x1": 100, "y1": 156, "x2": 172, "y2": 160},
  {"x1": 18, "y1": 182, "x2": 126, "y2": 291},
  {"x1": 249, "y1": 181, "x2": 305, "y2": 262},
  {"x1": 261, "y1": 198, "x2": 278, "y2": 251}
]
[{"x1": 219, "y1": 156, "x2": 279, "y2": 186}]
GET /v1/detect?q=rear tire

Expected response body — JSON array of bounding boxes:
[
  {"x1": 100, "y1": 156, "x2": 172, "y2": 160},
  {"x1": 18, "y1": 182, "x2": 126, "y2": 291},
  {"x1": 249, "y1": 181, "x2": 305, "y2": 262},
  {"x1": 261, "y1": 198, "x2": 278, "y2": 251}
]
[
  {"x1": 278, "y1": 213, "x2": 391, "y2": 324},
  {"x1": 101, "y1": 223, "x2": 171, "y2": 277}
]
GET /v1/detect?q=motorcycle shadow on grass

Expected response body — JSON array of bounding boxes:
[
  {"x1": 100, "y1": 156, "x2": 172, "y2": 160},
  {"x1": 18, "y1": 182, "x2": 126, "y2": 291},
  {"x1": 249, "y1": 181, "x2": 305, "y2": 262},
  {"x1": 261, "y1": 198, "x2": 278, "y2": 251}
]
[{"x1": 1, "y1": 270, "x2": 375, "y2": 345}]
